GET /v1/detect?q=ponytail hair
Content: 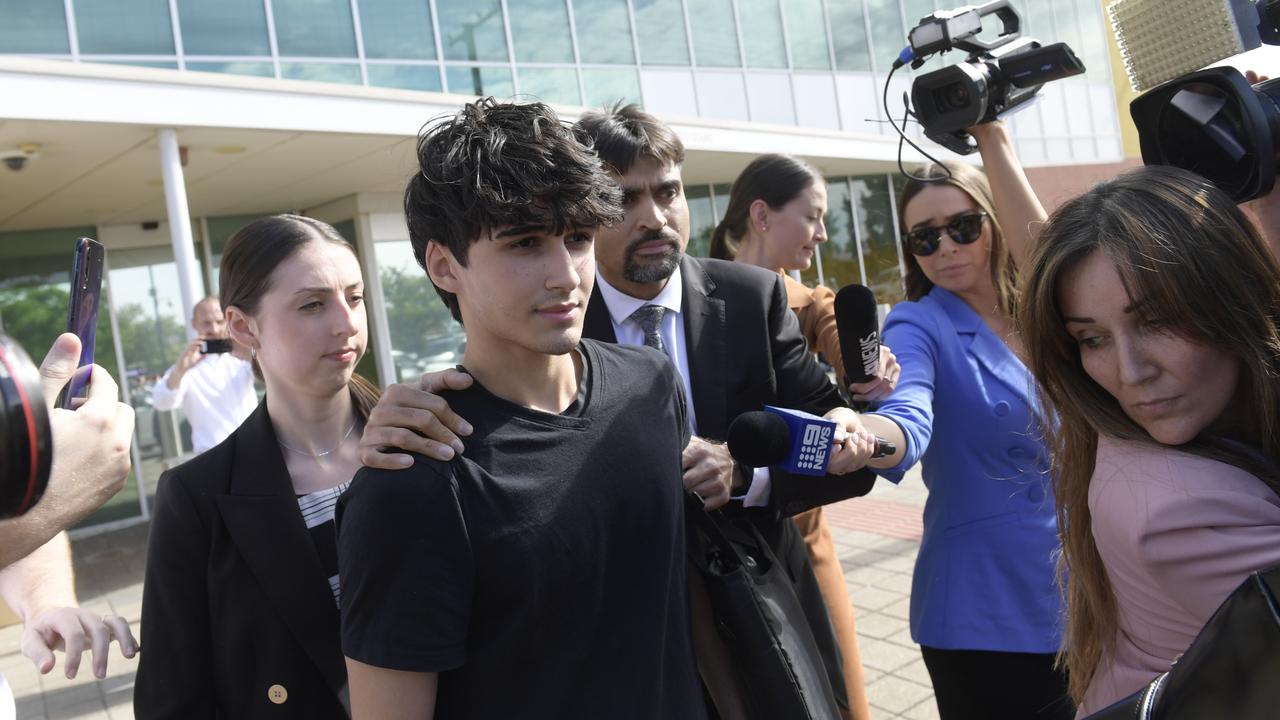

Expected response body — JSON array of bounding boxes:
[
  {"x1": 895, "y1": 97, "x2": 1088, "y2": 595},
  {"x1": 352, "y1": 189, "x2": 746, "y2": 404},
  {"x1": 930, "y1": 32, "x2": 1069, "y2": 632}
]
[{"x1": 710, "y1": 154, "x2": 822, "y2": 260}]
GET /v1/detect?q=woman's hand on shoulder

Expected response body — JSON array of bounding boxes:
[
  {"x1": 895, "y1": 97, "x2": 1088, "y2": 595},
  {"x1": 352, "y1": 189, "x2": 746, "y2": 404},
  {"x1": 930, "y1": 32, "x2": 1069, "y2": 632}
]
[{"x1": 359, "y1": 369, "x2": 474, "y2": 470}]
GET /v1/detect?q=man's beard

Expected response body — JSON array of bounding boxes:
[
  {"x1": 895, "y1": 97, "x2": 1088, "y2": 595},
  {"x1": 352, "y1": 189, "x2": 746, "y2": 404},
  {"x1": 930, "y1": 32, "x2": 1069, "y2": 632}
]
[{"x1": 623, "y1": 229, "x2": 682, "y2": 283}]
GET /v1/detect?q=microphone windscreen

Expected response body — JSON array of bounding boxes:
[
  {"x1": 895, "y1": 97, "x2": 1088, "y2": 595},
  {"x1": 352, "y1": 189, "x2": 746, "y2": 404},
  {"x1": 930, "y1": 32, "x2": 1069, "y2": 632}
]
[
  {"x1": 726, "y1": 411, "x2": 792, "y2": 469},
  {"x1": 1109, "y1": 0, "x2": 1262, "y2": 91},
  {"x1": 834, "y1": 284, "x2": 880, "y2": 386}
]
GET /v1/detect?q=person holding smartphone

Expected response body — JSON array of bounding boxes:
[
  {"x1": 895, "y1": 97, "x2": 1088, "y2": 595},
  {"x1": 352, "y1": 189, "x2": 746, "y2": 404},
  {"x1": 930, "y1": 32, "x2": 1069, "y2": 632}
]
[{"x1": 150, "y1": 296, "x2": 257, "y2": 455}]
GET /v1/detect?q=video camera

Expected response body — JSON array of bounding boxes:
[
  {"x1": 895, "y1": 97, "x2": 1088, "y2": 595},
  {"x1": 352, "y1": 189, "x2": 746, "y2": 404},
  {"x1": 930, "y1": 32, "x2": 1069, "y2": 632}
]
[
  {"x1": 898, "y1": 0, "x2": 1086, "y2": 155},
  {"x1": 0, "y1": 335, "x2": 52, "y2": 519},
  {"x1": 1114, "y1": 0, "x2": 1280, "y2": 201}
]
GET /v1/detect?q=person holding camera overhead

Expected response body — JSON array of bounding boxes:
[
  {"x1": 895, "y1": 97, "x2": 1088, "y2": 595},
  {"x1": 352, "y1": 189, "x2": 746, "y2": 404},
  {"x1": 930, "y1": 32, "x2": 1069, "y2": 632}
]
[
  {"x1": 150, "y1": 296, "x2": 257, "y2": 455},
  {"x1": 852, "y1": 120, "x2": 1071, "y2": 719}
]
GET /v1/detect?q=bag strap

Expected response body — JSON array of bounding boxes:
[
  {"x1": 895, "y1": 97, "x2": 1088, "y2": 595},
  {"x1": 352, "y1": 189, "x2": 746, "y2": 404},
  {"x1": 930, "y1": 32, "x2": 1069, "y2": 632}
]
[{"x1": 684, "y1": 492, "x2": 745, "y2": 571}]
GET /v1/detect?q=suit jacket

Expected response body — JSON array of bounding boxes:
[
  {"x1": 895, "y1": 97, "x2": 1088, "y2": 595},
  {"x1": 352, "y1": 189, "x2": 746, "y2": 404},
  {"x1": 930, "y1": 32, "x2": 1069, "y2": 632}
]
[
  {"x1": 1080, "y1": 436, "x2": 1280, "y2": 716},
  {"x1": 872, "y1": 286, "x2": 1060, "y2": 653},
  {"x1": 134, "y1": 402, "x2": 348, "y2": 719},
  {"x1": 583, "y1": 255, "x2": 876, "y2": 516}
]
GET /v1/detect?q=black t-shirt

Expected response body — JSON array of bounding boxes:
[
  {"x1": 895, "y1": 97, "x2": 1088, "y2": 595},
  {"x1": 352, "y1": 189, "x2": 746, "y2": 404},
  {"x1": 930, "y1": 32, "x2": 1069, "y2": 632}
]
[{"x1": 338, "y1": 339, "x2": 703, "y2": 719}]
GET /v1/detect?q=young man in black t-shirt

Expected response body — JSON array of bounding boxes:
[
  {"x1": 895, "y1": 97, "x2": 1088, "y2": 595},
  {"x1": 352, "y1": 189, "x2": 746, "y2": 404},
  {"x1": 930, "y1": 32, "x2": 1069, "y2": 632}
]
[{"x1": 336, "y1": 99, "x2": 705, "y2": 719}]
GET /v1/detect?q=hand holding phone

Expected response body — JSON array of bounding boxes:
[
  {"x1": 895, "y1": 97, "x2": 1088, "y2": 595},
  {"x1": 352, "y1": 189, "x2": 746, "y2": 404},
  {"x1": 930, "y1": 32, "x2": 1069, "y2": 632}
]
[
  {"x1": 199, "y1": 338, "x2": 233, "y2": 354},
  {"x1": 56, "y1": 238, "x2": 104, "y2": 410}
]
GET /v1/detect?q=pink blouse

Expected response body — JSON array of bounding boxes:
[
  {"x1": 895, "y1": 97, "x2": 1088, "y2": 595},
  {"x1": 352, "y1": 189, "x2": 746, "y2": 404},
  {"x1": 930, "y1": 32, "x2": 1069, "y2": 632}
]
[{"x1": 1079, "y1": 436, "x2": 1280, "y2": 716}]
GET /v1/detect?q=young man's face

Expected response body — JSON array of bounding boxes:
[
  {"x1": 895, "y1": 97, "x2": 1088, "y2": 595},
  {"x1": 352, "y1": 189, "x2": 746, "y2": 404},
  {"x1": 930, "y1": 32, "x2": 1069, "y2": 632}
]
[
  {"x1": 594, "y1": 156, "x2": 690, "y2": 298},
  {"x1": 431, "y1": 224, "x2": 596, "y2": 359}
]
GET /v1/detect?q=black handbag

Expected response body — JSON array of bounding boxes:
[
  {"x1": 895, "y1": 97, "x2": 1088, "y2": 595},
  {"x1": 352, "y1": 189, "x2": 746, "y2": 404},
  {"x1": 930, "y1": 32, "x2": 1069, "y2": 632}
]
[
  {"x1": 684, "y1": 493, "x2": 841, "y2": 720},
  {"x1": 1085, "y1": 565, "x2": 1280, "y2": 720}
]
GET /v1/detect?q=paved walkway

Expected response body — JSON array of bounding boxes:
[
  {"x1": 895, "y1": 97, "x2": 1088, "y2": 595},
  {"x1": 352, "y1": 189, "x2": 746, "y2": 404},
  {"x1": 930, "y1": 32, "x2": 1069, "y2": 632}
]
[{"x1": 3, "y1": 468, "x2": 934, "y2": 720}]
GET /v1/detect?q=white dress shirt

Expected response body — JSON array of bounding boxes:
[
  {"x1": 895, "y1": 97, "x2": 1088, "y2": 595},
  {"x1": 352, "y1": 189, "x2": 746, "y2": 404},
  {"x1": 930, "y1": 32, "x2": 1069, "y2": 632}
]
[
  {"x1": 151, "y1": 352, "x2": 258, "y2": 454},
  {"x1": 594, "y1": 269, "x2": 771, "y2": 506}
]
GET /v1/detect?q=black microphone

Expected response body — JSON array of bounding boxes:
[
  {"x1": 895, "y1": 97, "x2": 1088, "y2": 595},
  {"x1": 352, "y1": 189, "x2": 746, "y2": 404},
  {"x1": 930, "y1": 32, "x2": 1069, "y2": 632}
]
[
  {"x1": 727, "y1": 409, "x2": 895, "y2": 470},
  {"x1": 834, "y1": 283, "x2": 881, "y2": 386}
]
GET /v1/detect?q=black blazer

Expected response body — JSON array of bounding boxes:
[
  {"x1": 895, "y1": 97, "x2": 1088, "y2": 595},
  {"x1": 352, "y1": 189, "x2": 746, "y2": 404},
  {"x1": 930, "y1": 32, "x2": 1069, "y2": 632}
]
[
  {"x1": 134, "y1": 402, "x2": 348, "y2": 719},
  {"x1": 583, "y1": 255, "x2": 876, "y2": 517}
]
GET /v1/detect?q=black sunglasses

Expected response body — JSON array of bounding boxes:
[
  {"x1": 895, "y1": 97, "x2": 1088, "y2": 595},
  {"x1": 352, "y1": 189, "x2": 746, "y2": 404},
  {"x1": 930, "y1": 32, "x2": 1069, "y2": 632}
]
[{"x1": 904, "y1": 212, "x2": 988, "y2": 257}]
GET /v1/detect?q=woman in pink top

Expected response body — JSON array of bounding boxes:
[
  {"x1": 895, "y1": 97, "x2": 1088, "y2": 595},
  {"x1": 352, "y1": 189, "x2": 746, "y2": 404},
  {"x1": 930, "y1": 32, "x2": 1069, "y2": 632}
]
[{"x1": 1020, "y1": 166, "x2": 1280, "y2": 716}]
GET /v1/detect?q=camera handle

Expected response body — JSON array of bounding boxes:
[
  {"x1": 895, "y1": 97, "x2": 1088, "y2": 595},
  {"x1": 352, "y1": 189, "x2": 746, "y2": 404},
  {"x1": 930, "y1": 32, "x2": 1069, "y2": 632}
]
[{"x1": 951, "y1": 0, "x2": 1021, "y2": 55}]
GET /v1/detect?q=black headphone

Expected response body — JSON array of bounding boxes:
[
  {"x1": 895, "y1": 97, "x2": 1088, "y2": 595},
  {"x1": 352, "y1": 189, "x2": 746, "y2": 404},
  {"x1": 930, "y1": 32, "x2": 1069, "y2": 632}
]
[{"x1": 0, "y1": 335, "x2": 52, "y2": 519}]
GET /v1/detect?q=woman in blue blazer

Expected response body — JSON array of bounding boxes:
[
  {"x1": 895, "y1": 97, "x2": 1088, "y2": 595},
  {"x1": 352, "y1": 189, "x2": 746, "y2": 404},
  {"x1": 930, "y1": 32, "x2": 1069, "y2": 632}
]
[{"x1": 856, "y1": 122, "x2": 1069, "y2": 720}]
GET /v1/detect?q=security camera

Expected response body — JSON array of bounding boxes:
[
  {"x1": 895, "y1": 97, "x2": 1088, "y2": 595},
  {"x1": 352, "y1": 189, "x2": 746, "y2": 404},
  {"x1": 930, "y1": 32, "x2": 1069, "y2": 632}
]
[{"x1": 0, "y1": 143, "x2": 41, "y2": 172}]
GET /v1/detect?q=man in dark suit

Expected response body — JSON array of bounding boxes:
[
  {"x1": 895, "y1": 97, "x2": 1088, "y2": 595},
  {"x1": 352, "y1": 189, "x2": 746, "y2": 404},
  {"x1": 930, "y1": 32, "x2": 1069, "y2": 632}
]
[{"x1": 360, "y1": 104, "x2": 883, "y2": 713}]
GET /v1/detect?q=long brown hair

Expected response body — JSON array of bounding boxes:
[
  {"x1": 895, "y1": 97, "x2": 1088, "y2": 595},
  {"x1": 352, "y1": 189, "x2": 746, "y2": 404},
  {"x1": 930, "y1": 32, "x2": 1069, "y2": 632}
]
[
  {"x1": 709, "y1": 154, "x2": 822, "y2": 261},
  {"x1": 896, "y1": 161, "x2": 1019, "y2": 316},
  {"x1": 219, "y1": 214, "x2": 380, "y2": 421},
  {"x1": 1019, "y1": 165, "x2": 1280, "y2": 702}
]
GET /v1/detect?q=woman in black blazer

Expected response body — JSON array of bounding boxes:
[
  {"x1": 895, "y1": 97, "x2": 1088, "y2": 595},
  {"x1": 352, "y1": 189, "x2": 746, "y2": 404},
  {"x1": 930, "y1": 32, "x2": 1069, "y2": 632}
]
[{"x1": 134, "y1": 215, "x2": 378, "y2": 718}]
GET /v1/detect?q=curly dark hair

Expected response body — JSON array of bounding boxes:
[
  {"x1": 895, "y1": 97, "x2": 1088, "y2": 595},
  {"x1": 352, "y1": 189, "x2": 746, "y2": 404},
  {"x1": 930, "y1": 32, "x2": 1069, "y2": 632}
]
[{"x1": 405, "y1": 98, "x2": 625, "y2": 322}]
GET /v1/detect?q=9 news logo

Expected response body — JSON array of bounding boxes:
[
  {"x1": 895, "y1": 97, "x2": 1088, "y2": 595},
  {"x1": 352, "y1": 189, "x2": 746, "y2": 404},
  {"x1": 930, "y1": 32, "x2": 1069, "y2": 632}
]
[{"x1": 797, "y1": 423, "x2": 832, "y2": 471}]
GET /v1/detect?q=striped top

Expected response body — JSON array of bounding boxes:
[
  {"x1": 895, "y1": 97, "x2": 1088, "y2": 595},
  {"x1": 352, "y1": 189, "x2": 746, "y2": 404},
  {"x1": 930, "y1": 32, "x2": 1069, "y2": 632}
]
[{"x1": 297, "y1": 480, "x2": 352, "y2": 607}]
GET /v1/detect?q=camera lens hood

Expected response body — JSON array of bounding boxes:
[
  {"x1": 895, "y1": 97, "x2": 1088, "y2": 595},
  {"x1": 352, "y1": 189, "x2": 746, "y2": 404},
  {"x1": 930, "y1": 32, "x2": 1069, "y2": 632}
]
[{"x1": 0, "y1": 335, "x2": 52, "y2": 519}]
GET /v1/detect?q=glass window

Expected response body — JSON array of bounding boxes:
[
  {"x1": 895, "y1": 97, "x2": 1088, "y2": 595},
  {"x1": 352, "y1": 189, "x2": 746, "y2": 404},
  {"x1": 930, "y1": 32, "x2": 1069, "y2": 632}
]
[
  {"x1": 901, "y1": 0, "x2": 934, "y2": 28},
  {"x1": 517, "y1": 67, "x2": 581, "y2": 105},
  {"x1": 818, "y1": 177, "x2": 859, "y2": 289},
  {"x1": 374, "y1": 240, "x2": 468, "y2": 382},
  {"x1": 737, "y1": 0, "x2": 785, "y2": 69},
  {"x1": 75, "y1": 0, "x2": 175, "y2": 55},
  {"x1": 177, "y1": 0, "x2": 270, "y2": 55},
  {"x1": 825, "y1": 0, "x2": 870, "y2": 71},
  {"x1": 271, "y1": 0, "x2": 357, "y2": 57},
  {"x1": 436, "y1": 0, "x2": 509, "y2": 62},
  {"x1": 581, "y1": 68, "x2": 641, "y2": 108},
  {"x1": 1062, "y1": 1, "x2": 1108, "y2": 80},
  {"x1": 686, "y1": 185, "x2": 715, "y2": 257},
  {"x1": 695, "y1": 71, "x2": 748, "y2": 121},
  {"x1": 186, "y1": 61, "x2": 275, "y2": 77},
  {"x1": 639, "y1": 69, "x2": 695, "y2": 115},
  {"x1": 445, "y1": 65, "x2": 515, "y2": 98},
  {"x1": 686, "y1": 0, "x2": 739, "y2": 67},
  {"x1": 853, "y1": 174, "x2": 904, "y2": 304},
  {"x1": 358, "y1": 0, "x2": 437, "y2": 60},
  {"x1": 280, "y1": 62, "x2": 362, "y2": 83},
  {"x1": 96, "y1": 60, "x2": 180, "y2": 69},
  {"x1": 633, "y1": 0, "x2": 689, "y2": 66},
  {"x1": 367, "y1": 63, "x2": 443, "y2": 91},
  {"x1": 865, "y1": 0, "x2": 904, "y2": 62},
  {"x1": 507, "y1": 0, "x2": 574, "y2": 63},
  {"x1": 712, "y1": 183, "x2": 732, "y2": 223},
  {"x1": 0, "y1": 1, "x2": 70, "y2": 53},
  {"x1": 572, "y1": 0, "x2": 635, "y2": 64},
  {"x1": 781, "y1": 0, "x2": 830, "y2": 70}
]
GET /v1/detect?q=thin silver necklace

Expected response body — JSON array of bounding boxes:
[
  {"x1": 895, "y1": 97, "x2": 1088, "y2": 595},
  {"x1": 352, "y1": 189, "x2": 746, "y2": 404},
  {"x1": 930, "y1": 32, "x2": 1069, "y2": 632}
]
[{"x1": 277, "y1": 420, "x2": 357, "y2": 459}]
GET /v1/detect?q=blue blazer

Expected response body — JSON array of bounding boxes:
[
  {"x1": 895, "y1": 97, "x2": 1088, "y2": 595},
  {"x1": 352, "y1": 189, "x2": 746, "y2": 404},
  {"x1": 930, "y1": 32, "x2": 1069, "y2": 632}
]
[{"x1": 872, "y1": 287, "x2": 1062, "y2": 653}]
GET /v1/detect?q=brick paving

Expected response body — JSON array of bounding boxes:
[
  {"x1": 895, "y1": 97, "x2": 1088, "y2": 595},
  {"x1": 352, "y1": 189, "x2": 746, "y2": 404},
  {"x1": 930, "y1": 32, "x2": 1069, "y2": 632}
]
[{"x1": 2, "y1": 467, "x2": 934, "y2": 720}]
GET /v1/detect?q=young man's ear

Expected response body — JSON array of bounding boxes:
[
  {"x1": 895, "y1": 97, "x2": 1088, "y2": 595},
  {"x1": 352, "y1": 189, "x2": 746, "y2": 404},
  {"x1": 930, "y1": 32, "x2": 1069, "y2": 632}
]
[
  {"x1": 224, "y1": 306, "x2": 258, "y2": 353},
  {"x1": 424, "y1": 240, "x2": 462, "y2": 294}
]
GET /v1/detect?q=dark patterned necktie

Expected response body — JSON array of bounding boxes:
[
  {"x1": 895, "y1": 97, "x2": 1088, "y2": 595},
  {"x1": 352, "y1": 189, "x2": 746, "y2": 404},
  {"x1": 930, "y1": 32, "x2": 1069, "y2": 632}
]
[{"x1": 630, "y1": 304, "x2": 666, "y2": 353}]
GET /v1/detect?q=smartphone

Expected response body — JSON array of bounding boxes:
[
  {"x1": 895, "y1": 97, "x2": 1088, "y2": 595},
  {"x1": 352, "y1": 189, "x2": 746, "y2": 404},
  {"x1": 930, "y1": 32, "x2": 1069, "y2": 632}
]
[
  {"x1": 56, "y1": 238, "x2": 105, "y2": 410},
  {"x1": 200, "y1": 338, "x2": 233, "y2": 354}
]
